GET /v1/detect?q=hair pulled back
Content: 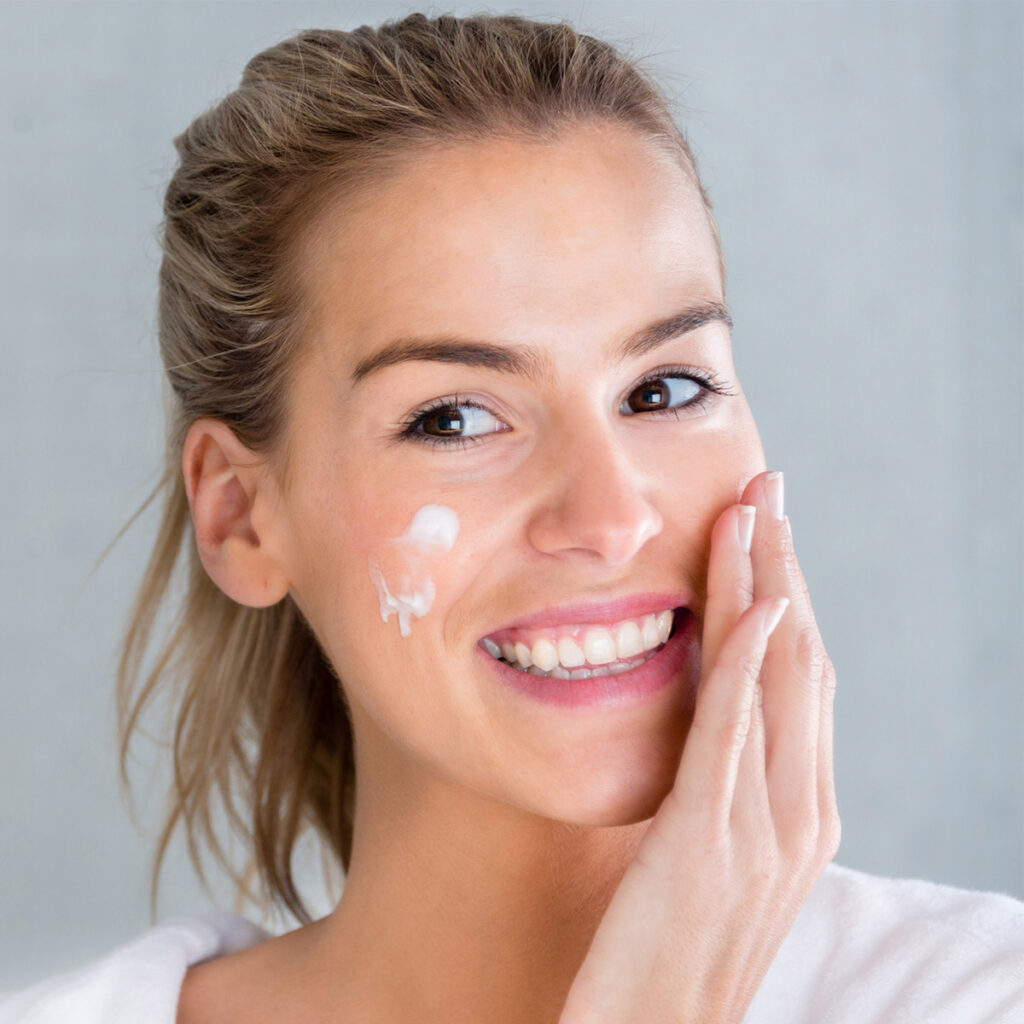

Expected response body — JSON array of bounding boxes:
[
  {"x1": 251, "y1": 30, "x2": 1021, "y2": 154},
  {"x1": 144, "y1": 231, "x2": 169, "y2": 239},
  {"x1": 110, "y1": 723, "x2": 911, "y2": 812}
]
[{"x1": 115, "y1": 11, "x2": 721, "y2": 927}]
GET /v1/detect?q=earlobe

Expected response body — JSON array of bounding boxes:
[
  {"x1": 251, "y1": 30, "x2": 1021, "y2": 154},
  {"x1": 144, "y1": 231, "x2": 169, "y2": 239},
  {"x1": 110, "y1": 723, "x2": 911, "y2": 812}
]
[{"x1": 181, "y1": 418, "x2": 291, "y2": 609}]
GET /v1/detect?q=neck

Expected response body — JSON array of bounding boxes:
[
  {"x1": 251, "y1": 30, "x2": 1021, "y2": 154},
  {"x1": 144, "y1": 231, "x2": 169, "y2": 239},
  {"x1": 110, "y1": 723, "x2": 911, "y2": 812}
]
[{"x1": 313, "y1": 740, "x2": 651, "y2": 1024}]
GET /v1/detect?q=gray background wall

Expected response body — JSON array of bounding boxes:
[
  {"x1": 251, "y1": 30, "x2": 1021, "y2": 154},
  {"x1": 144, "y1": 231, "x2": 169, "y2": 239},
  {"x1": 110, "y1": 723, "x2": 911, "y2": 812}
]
[{"x1": 2, "y1": 0, "x2": 1021, "y2": 990}]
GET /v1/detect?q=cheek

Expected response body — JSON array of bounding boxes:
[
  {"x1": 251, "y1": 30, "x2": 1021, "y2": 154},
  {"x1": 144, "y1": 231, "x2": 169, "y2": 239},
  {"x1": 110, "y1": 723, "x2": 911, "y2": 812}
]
[
  {"x1": 365, "y1": 505, "x2": 461, "y2": 638},
  {"x1": 285, "y1": 462, "x2": 402, "y2": 654},
  {"x1": 648, "y1": 396, "x2": 764, "y2": 497}
]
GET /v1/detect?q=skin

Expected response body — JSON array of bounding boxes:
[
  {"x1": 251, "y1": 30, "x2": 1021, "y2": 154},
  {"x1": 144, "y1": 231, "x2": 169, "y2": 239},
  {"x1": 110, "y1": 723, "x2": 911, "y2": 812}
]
[{"x1": 177, "y1": 120, "x2": 838, "y2": 1023}]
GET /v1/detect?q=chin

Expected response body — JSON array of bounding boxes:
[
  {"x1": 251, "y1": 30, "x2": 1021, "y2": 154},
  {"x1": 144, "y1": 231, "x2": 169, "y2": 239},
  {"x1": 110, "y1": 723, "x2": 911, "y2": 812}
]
[{"x1": 533, "y1": 743, "x2": 687, "y2": 828}]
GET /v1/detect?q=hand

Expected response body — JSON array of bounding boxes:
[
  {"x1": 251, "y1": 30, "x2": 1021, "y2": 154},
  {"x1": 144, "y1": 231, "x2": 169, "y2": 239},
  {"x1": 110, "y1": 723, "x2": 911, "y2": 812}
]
[{"x1": 560, "y1": 470, "x2": 841, "y2": 1024}]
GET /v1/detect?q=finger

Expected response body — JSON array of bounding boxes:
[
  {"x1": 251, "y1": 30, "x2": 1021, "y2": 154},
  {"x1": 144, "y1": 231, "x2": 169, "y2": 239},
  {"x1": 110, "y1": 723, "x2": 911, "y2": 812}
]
[
  {"x1": 675, "y1": 595, "x2": 789, "y2": 840},
  {"x1": 700, "y1": 503, "x2": 757, "y2": 681},
  {"x1": 741, "y1": 471, "x2": 825, "y2": 834},
  {"x1": 730, "y1": 667, "x2": 772, "y2": 839},
  {"x1": 739, "y1": 472, "x2": 818, "y2": 636},
  {"x1": 817, "y1": 651, "x2": 841, "y2": 851}
]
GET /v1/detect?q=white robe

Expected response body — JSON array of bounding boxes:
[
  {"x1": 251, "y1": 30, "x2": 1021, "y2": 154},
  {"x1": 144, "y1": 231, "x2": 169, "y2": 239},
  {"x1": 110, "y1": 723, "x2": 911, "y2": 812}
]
[{"x1": 3, "y1": 862, "x2": 1024, "y2": 1023}]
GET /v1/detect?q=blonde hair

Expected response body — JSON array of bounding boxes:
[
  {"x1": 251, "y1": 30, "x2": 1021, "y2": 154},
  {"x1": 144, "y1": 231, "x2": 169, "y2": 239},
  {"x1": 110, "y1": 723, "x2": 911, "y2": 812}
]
[{"x1": 113, "y1": 11, "x2": 722, "y2": 927}]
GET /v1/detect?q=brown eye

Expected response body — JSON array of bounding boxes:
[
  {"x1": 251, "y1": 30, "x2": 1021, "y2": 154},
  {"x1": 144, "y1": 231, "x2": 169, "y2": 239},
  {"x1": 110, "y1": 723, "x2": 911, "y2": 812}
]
[
  {"x1": 623, "y1": 376, "x2": 702, "y2": 414},
  {"x1": 407, "y1": 400, "x2": 508, "y2": 444},
  {"x1": 422, "y1": 408, "x2": 464, "y2": 435}
]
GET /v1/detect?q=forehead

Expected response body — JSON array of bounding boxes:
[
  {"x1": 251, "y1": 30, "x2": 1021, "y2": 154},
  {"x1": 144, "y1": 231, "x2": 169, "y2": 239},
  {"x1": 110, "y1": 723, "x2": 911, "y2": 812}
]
[{"x1": 304, "y1": 122, "x2": 722, "y2": 360}]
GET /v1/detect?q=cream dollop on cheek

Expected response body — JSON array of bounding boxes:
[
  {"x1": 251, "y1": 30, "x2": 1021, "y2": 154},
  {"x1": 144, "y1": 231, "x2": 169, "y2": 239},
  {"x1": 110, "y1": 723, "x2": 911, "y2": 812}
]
[{"x1": 368, "y1": 504, "x2": 460, "y2": 637}]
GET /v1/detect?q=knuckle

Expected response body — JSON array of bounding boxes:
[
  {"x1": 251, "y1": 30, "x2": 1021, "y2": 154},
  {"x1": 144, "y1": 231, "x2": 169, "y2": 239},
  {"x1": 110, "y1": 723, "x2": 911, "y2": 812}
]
[
  {"x1": 821, "y1": 653, "x2": 838, "y2": 696},
  {"x1": 768, "y1": 545, "x2": 793, "y2": 578},
  {"x1": 704, "y1": 823, "x2": 735, "y2": 862},
  {"x1": 783, "y1": 829, "x2": 819, "y2": 873},
  {"x1": 776, "y1": 528, "x2": 810, "y2": 596},
  {"x1": 751, "y1": 680, "x2": 765, "y2": 712},
  {"x1": 793, "y1": 627, "x2": 827, "y2": 677},
  {"x1": 737, "y1": 650, "x2": 764, "y2": 684},
  {"x1": 774, "y1": 520, "x2": 797, "y2": 564},
  {"x1": 718, "y1": 710, "x2": 752, "y2": 756},
  {"x1": 708, "y1": 572, "x2": 755, "y2": 609},
  {"x1": 777, "y1": 798, "x2": 832, "y2": 865}
]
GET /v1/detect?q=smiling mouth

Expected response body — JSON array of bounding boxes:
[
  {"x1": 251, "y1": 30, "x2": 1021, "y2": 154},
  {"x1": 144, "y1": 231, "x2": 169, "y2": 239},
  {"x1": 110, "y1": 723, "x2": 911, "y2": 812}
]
[{"x1": 480, "y1": 608, "x2": 680, "y2": 679}]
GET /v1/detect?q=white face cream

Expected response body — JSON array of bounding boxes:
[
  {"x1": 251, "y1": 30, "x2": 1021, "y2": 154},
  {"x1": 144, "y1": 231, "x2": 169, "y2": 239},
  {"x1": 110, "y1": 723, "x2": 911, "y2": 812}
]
[{"x1": 369, "y1": 504, "x2": 460, "y2": 637}]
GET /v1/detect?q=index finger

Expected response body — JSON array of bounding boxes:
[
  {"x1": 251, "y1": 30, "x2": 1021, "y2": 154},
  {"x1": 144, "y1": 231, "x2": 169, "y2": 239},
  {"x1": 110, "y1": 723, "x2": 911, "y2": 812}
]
[{"x1": 742, "y1": 471, "x2": 828, "y2": 835}]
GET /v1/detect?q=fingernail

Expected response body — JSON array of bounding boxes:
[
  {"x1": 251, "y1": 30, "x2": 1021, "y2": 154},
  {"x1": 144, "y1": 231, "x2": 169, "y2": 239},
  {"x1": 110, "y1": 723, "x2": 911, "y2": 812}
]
[
  {"x1": 737, "y1": 505, "x2": 756, "y2": 554},
  {"x1": 766, "y1": 471, "x2": 784, "y2": 521},
  {"x1": 762, "y1": 596, "x2": 789, "y2": 637}
]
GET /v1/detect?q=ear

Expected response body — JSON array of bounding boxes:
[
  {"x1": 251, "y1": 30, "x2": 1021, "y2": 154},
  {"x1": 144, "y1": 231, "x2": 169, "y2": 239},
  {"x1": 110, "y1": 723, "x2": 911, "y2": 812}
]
[{"x1": 181, "y1": 418, "x2": 291, "y2": 608}]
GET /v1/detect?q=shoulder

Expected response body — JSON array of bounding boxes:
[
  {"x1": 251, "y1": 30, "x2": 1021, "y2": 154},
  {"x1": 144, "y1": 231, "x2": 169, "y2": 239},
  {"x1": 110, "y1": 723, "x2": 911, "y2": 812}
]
[
  {"x1": 748, "y1": 861, "x2": 1024, "y2": 1024},
  {"x1": 0, "y1": 910, "x2": 271, "y2": 1024}
]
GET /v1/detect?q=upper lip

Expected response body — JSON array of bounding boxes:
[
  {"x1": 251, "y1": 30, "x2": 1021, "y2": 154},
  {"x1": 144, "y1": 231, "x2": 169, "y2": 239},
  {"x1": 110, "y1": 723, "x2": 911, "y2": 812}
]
[{"x1": 481, "y1": 591, "x2": 692, "y2": 637}]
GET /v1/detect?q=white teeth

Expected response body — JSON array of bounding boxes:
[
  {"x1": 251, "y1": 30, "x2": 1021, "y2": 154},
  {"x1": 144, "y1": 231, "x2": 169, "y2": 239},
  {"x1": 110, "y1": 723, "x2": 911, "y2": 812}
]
[
  {"x1": 614, "y1": 621, "x2": 644, "y2": 660},
  {"x1": 514, "y1": 642, "x2": 533, "y2": 669},
  {"x1": 531, "y1": 638, "x2": 559, "y2": 672},
  {"x1": 483, "y1": 608, "x2": 681, "y2": 674},
  {"x1": 656, "y1": 610, "x2": 673, "y2": 644},
  {"x1": 557, "y1": 636, "x2": 586, "y2": 668},
  {"x1": 640, "y1": 614, "x2": 661, "y2": 650},
  {"x1": 567, "y1": 653, "x2": 645, "y2": 680},
  {"x1": 583, "y1": 628, "x2": 617, "y2": 665},
  {"x1": 518, "y1": 647, "x2": 658, "y2": 680}
]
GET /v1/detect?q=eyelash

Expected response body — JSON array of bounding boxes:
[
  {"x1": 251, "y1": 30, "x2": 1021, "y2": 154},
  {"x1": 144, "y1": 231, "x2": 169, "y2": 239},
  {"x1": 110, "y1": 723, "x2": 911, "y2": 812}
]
[{"x1": 395, "y1": 365, "x2": 738, "y2": 450}]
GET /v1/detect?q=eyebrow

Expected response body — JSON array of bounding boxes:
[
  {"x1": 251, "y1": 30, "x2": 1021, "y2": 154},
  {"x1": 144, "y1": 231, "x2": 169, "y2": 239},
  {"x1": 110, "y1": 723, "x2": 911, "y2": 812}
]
[{"x1": 349, "y1": 300, "x2": 733, "y2": 386}]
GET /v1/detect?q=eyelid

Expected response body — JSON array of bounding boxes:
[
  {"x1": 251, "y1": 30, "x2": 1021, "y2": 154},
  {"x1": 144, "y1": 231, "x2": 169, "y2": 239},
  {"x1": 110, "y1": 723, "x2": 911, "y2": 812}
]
[
  {"x1": 395, "y1": 365, "x2": 736, "y2": 449},
  {"x1": 393, "y1": 393, "x2": 512, "y2": 449},
  {"x1": 618, "y1": 363, "x2": 736, "y2": 409}
]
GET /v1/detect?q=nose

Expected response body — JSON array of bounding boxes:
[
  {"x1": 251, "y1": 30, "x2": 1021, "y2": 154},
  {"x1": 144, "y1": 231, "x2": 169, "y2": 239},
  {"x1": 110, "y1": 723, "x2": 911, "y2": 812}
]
[{"x1": 525, "y1": 422, "x2": 664, "y2": 566}]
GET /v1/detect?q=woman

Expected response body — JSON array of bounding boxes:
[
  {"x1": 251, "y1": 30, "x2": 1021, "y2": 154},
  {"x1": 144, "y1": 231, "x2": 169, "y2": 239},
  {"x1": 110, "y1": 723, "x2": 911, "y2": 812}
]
[{"x1": 3, "y1": 12, "x2": 1022, "y2": 1024}]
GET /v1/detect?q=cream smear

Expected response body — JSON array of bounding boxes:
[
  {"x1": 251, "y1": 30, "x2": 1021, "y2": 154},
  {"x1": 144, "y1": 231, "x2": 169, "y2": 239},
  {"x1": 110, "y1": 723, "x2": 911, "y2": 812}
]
[{"x1": 369, "y1": 504, "x2": 460, "y2": 637}]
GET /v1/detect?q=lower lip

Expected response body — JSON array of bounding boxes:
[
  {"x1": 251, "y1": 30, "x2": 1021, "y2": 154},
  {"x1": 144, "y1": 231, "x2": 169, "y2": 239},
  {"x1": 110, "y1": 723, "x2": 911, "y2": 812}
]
[{"x1": 479, "y1": 610, "x2": 698, "y2": 711}]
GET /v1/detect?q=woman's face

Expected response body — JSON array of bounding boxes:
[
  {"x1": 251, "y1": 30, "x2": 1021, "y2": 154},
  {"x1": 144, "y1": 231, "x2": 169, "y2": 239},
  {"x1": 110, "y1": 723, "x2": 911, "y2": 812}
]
[{"x1": 272, "y1": 122, "x2": 765, "y2": 826}]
